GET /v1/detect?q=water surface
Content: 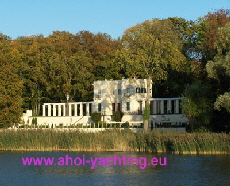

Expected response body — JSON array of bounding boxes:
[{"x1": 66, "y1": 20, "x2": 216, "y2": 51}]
[{"x1": 0, "y1": 151, "x2": 229, "y2": 186}]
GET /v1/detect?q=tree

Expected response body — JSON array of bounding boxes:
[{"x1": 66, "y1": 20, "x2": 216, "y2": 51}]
[
  {"x1": 76, "y1": 31, "x2": 122, "y2": 80},
  {"x1": 0, "y1": 33, "x2": 23, "y2": 127},
  {"x1": 206, "y1": 22, "x2": 230, "y2": 131},
  {"x1": 118, "y1": 19, "x2": 187, "y2": 132},
  {"x1": 214, "y1": 92, "x2": 230, "y2": 112},
  {"x1": 196, "y1": 9, "x2": 230, "y2": 65},
  {"x1": 206, "y1": 22, "x2": 230, "y2": 106},
  {"x1": 168, "y1": 17, "x2": 197, "y2": 60},
  {"x1": 181, "y1": 81, "x2": 213, "y2": 132},
  {"x1": 14, "y1": 35, "x2": 48, "y2": 115}
]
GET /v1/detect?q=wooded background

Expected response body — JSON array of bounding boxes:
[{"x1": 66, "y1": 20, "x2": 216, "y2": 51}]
[{"x1": 0, "y1": 9, "x2": 229, "y2": 132}]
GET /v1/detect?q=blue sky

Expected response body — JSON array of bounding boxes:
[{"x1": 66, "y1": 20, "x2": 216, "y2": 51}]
[{"x1": 0, "y1": 0, "x2": 229, "y2": 39}]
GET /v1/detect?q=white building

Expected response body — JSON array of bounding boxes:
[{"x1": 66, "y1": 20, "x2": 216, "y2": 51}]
[{"x1": 22, "y1": 78, "x2": 188, "y2": 128}]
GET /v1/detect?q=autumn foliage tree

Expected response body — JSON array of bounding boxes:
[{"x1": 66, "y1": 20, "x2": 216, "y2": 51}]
[
  {"x1": 197, "y1": 9, "x2": 230, "y2": 65},
  {"x1": 0, "y1": 33, "x2": 23, "y2": 127}
]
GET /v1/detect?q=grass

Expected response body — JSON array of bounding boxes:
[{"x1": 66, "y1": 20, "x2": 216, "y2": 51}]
[{"x1": 0, "y1": 129, "x2": 229, "y2": 154}]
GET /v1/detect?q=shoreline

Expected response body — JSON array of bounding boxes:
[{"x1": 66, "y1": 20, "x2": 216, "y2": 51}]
[{"x1": 0, "y1": 149, "x2": 229, "y2": 155}]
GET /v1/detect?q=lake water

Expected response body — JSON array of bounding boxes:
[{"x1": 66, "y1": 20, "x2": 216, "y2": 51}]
[{"x1": 0, "y1": 151, "x2": 229, "y2": 186}]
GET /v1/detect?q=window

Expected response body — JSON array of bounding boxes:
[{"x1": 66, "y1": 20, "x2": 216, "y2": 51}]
[
  {"x1": 141, "y1": 88, "x2": 146, "y2": 93},
  {"x1": 98, "y1": 103, "x2": 101, "y2": 112},
  {"x1": 126, "y1": 88, "x2": 130, "y2": 93},
  {"x1": 126, "y1": 102, "x2": 130, "y2": 111},
  {"x1": 118, "y1": 89, "x2": 121, "y2": 95},
  {"x1": 117, "y1": 103, "x2": 121, "y2": 111},
  {"x1": 112, "y1": 103, "x2": 115, "y2": 112},
  {"x1": 98, "y1": 90, "x2": 101, "y2": 98},
  {"x1": 136, "y1": 88, "x2": 140, "y2": 93}
]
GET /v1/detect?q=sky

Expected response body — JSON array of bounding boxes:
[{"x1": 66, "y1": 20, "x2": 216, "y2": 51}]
[{"x1": 0, "y1": 0, "x2": 229, "y2": 39}]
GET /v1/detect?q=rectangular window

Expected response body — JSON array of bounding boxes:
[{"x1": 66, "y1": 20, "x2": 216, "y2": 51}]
[
  {"x1": 117, "y1": 103, "x2": 121, "y2": 111},
  {"x1": 98, "y1": 90, "x2": 101, "y2": 98},
  {"x1": 136, "y1": 88, "x2": 140, "y2": 93},
  {"x1": 112, "y1": 103, "x2": 115, "y2": 112},
  {"x1": 126, "y1": 88, "x2": 130, "y2": 93},
  {"x1": 141, "y1": 88, "x2": 146, "y2": 93},
  {"x1": 118, "y1": 89, "x2": 121, "y2": 95},
  {"x1": 126, "y1": 102, "x2": 130, "y2": 111},
  {"x1": 98, "y1": 103, "x2": 101, "y2": 112}
]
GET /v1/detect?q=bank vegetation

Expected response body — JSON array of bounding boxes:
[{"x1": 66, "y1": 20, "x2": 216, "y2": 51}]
[{"x1": 0, "y1": 129, "x2": 229, "y2": 154}]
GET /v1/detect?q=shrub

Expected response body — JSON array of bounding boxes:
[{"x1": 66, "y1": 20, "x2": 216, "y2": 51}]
[
  {"x1": 111, "y1": 111, "x2": 124, "y2": 122},
  {"x1": 91, "y1": 112, "x2": 101, "y2": 124}
]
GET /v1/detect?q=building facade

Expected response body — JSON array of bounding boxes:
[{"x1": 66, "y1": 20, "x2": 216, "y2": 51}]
[{"x1": 22, "y1": 78, "x2": 188, "y2": 128}]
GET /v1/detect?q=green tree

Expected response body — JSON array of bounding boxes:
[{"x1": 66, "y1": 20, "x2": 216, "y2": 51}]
[
  {"x1": 181, "y1": 81, "x2": 213, "y2": 132},
  {"x1": 14, "y1": 36, "x2": 48, "y2": 115},
  {"x1": 206, "y1": 22, "x2": 230, "y2": 106},
  {"x1": 206, "y1": 22, "x2": 230, "y2": 131},
  {"x1": 167, "y1": 17, "x2": 197, "y2": 60},
  {"x1": 118, "y1": 19, "x2": 187, "y2": 132},
  {"x1": 214, "y1": 92, "x2": 230, "y2": 112}
]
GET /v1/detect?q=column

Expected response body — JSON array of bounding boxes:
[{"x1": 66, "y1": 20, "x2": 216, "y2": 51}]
[
  {"x1": 142, "y1": 101, "x2": 145, "y2": 112},
  {"x1": 160, "y1": 100, "x2": 164, "y2": 114},
  {"x1": 74, "y1": 104, "x2": 77, "y2": 116},
  {"x1": 63, "y1": 104, "x2": 66, "y2": 116},
  {"x1": 167, "y1": 100, "x2": 171, "y2": 114},
  {"x1": 42, "y1": 105, "x2": 46, "y2": 116},
  {"x1": 48, "y1": 104, "x2": 51, "y2": 116},
  {"x1": 86, "y1": 103, "x2": 90, "y2": 116},
  {"x1": 92, "y1": 103, "x2": 96, "y2": 113},
  {"x1": 152, "y1": 121, "x2": 155, "y2": 128},
  {"x1": 53, "y1": 104, "x2": 56, "y2": 116},
  {"x1": 69, "y1": 103, "x2": 72, "y2": 116},
  {"x1": 150, "y1": 101, "x2": 153, "y2": 115},
  {"x1": 80, "y1": 103, "x2": 83, "y2": 116},
  {"x1": 175, "y1": 99, "x2": 179, "y2": 114},
  {"x1": 58, "y1": 105, "x2": 62, "y2": 116},
  {"x1": 153, "y1": 100, "x2": 157, "y2": 114}
]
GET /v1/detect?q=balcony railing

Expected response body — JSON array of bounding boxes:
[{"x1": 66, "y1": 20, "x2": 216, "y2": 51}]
[{"x1": 123, "y1": 111, "x2": 143, "y2": 115}]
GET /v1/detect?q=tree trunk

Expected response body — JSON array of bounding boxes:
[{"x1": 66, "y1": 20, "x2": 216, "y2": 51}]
[
  {"x1": 143, "y1": 76, "x2": 151, "y2": 132},
  {"x1": 188, "y1": 116, "x2": 194, "y2": 132}
]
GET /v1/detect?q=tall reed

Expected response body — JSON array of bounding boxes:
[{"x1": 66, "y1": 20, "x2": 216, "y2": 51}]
[{"x1": 0, "y1": 129, "x2": 229, "y2": 154}]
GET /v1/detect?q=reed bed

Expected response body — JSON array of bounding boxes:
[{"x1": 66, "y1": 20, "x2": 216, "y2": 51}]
[{"x1": 0, "y1": 129, "x2": 229, "y2": 154}]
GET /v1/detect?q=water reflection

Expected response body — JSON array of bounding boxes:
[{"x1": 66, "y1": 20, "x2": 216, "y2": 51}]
[{"x1": 0, "y1": 151, "x2": 229, "y2": 186}]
